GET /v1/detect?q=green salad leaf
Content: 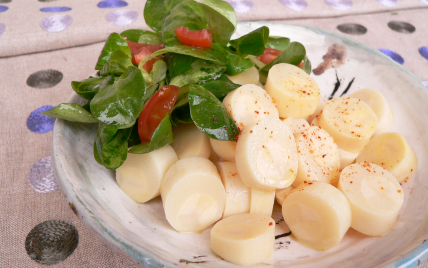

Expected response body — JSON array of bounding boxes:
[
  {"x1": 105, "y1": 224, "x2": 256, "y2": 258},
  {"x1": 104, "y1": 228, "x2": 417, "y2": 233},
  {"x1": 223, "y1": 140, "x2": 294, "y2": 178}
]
[
  {"x1": 71, "y1": 76, "x2": 105, "y2": 100},
  {"x1": 200, "y1": 0, "x2": 236, "y2": 45},
  {"x1": 138, "y1": 33, "x2": 163, "y2": 44},
  {"x1": 151, "y1": 60, "x2": 168, "y2": 84},
  {"x1": 95, "y1": 33, "x2": 130, "y2": 70},
  {"x1": 100, "y1": 50, "x2": 134, "y2": 76},
  {"x1": 94, "y1": 124, "x2": 132, "y2": 169},
  {"x1": 144, "y1": 0, "x2": 183, "y2": 33},
  {"x1": 300, "y1": 55, "x2": 312, "y2": 74},
  {"x1": 90, "y1": 66, "x2": 146, "y2": 128},
  {"x1": 212, "y1": 43, "x2": 254, "y2": 76},
  {"x1": 229, "y1": 26, "x2": 269, "y2": 56},
  {"x1": 129, "y1": 114, "x2": 174, "y2": 154},
  {"x1": 188, "y1": 84, "x2": 239, "y2": 141},
  {"x1": 161, "y1": 0, "x2": 208, "y2": 47},
  {"x1": 266, "y1": 36, "x2": 290, "y2": 51},
  {"x1": 170, "y1": 59, "x2": 226, "y2": 87},
  {"x1": 41, "y1": 103, "x2": 99, "y2": 123}
]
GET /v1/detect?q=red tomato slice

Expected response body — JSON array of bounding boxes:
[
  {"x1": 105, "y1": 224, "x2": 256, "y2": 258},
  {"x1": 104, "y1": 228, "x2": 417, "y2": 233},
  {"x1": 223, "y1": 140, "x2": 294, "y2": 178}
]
[
  {"x1": 174, "y1": 26, "x2": 213, "y2": 48},
  {"x1": 138, "y1": 85, "x2": 180, "y2": 143},
  {"x1": 126, "y1": 40, "x2": 164, "y2": 73},
  {"x1": 257, "y1": 48, "x2": 282, "y2": 65}
]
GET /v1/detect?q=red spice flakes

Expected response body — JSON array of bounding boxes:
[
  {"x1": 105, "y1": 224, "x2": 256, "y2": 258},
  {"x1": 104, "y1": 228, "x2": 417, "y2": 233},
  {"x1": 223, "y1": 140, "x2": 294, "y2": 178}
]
[
  {"x1": 398, "y1": 190, "x2": 402, "y2": 193},
  {"x1": 304, "y1": 181, "x2": 308, "y2": 184},
  {"x1": 262, "y1": 145, "x2": 266, "y2": 148},
  {"x1": 255, "y1": 111, "x2": 259, "y2": 114},
  {"x1": 381, "y1": 187, "x2": 384, "y2": 190},
  {"x1": 232, "y1": 173, "x2": 237, "y2": 177},
  {"x1": 250, "y1": 130, "x2": 253, "y2": 133},
  {"x1": 350, "y1": 181, "x2": 353, "y2": 183},
  {"x1": 269, "y1": 222, "x2": 273, "y2": 226},
  {"x1": 308, "y1": 182, "x2": 313, "y2": 184},
  {"x1": 322, "y1": 154, "x2": 326, "y2": 158}
]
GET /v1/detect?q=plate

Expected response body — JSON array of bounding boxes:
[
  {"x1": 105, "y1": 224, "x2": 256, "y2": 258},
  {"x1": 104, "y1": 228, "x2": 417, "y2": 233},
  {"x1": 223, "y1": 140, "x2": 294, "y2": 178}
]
[{"x1": 52, "y1": 22, "x2": 428, "y2": 267}]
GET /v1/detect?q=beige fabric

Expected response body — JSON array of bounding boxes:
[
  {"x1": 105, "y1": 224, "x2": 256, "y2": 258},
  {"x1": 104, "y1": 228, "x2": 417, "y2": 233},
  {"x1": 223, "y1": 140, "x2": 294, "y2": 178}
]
[{"x1": 1, "y1": 0, "x2": 427, "y2": 267}]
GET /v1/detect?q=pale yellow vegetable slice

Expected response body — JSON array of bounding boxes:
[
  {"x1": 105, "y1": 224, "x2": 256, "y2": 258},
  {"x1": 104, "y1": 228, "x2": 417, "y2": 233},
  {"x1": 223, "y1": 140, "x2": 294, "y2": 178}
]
[
  {"x1": 222, "y1": 84, "x2": 279, "y2": 130},
  {"x1": 161, "y1": 157, "x2": 226, "y2": 233},
  {"x1": 318, "y1": 97, "x2": 378, "y2": 153},
  {"x1": 275, "y1": 186, "x2": 294, "y2": 206},
  {"x1": 306, "y1": 119, "x2": 357, "y2": 170},
  {"x1": 226, "y1": 66, "x2": 260, "y2": 85},
  {"x1": 282, "y1": 117, "x2": 310, "y2": 135},
  {"x1": 250, "y1": 188, "x2": 275, "y2": 215},
  {"x1": 216, "y1": 161, "x2": 250, "y2": 218},
  {"x1": 293, "y1": 126, "x2": 340, "y2": 187},
  {"x1": 282, "y1": 182, "x2": 351, "y2": 250},
  {"x1": 264, "y1": 63, "x2": 321, "y2": 118},
  {"x1": 210, "y1": 138, "x2": 236, "y2": 161},
  {"x1": 356, "y1": 132, "x2": 417, "y2": 183},
  {"x1": 116, "y1": 145, "x2": 178, "y2": 203},
  {"x1": 235, "y1": 117, "x2": 298, "y2": 190},
  {"x1": 170, "y1": 122, "x2": 211, "y2": 159},
  {"x1": 350, "y1": 88, "x2": 394, "y2": 137},
  {"x1": 337, "y1": 162, "x2": 404, "y2": 236},
  {"x1": 211, "y1": 213, "x2": 275, "y2": 266}
]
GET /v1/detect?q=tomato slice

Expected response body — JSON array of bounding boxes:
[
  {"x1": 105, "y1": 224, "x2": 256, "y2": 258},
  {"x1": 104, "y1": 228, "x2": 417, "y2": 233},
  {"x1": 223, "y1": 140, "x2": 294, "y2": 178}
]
[
  {"x1": 257, "y1": 48, "x2": 282, "y2": 65},
  {"x1": 138, "y1": 85, "x2": 180, "y2": 143},
  {"x1": 174, "y1": 26, "x2": 213, "y2": 48},
  {"x1": 126, "y1": 40, "x2": 164, "y2": 73}
]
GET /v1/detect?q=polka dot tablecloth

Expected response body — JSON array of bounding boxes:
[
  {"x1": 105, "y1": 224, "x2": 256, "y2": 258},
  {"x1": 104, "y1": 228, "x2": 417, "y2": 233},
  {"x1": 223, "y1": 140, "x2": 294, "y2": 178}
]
[{"x1": 0, "y1": 0, "x2": 427, "y2": 267}]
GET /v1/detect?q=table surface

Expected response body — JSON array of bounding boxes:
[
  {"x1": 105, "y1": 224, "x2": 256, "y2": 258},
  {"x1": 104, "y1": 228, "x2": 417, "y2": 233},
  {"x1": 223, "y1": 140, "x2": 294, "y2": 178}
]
[{"x1": 1, "y1": 0, "x2": 427, "y2": 267}]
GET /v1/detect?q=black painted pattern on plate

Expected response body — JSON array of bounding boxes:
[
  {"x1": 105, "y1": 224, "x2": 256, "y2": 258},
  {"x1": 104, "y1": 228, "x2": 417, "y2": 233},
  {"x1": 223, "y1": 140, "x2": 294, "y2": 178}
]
[{"x1": 25, "y1": 220, "x2": 79, "y2": 265}]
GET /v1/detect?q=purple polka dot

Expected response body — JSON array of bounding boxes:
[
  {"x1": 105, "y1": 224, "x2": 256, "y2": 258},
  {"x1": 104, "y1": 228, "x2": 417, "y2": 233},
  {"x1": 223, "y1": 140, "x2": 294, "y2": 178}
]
[
  {"x1": 27, "y1": 105, "x2": 56, "y2": 133},
  {"x1": 40, "y1": 7, "x2": 72, "y2": 13},
  {"x1": 418, "y1": 46, "x2": 428, "y2": 60},
  {"x1": 226, "y1": 0, "x2": 254, "y2": 13},
  {"x1": 377, "y1": 0, "x2": 396, "y2": 7},
  {"x1": 106, "y1": 10, "x2": 138, "y2": 26},
  {"x1": 278, "y1": 0, "x2": 307, "y2": 11},
  {"x1": 28, "y1": 156, "x2": 58, "y2": 193},
  {"x1": 325, "y1": 0, "x2": 353, "y2": 10},
  {"x1": 97, "y1": 0, "x2": 128, "y2": 8},
  {"x1": 421, "y1": 0, "x2": 428, "y2": 6},
  {"x1": 379, "y1": 49, "x2": 404, "y2": 65},
  {"x1": 423, "y1": 80, "x2": 428, "y2": 88},
  {"x1": 0, "y1": 23, "x2": 5, "y2": 37},
  {"x1": 40, "y1": 14, "x2": 73, "y2": 32},
  {"x1": 0, "y1": 5, "x2": 8, "y2": 13}
]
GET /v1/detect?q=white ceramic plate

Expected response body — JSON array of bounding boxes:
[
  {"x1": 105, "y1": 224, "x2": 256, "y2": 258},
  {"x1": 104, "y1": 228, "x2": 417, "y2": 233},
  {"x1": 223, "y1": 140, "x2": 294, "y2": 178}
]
[{"x1": 52, "y1": 22, "x2": 428, "y2": 268}]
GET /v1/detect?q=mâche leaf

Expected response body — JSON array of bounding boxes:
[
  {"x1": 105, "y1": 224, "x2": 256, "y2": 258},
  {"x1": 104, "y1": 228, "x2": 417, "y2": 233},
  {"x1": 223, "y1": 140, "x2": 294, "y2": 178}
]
[
  {"x1": 200, "y1": 0, "x2": 236, "y2": 45},
  {"x1": 41, "y1": 103, "x2": 99, "y2": 123},
  {"x1": 95, "y1": 33, "x2": 130, "y2": 70},
  {"x1": 144, "y1": 0, "x2": 184, "y2": 33},
  {"x1": 266, "y1": 36, "x2": 290, "y2": 51},
  {"x1": 188, "y1": 84, "x2": 239, "y2": 141},
  {"x1": 229, "y1": 26, "x2": 269, "y2": 56},
  {"x1": 90, "y1": 66, "x2": 146, "y2": 128},
  {"x1": 120, "y1": 29, "x2": 159, "y2": 42},
  {"x1": 161, "y1": 0, "x2": 208, "y2": 47},
  {"x1": 71, "y1": 76, "x2": 106, "y2": 100},
  {"x1": 94, "y1": 124, "x2": 132, "y2": 169},
  {"x1": 212, "y1": 43, "x2": 254, "y2": 76},
  {"x1": 99, "y1": 50, "x2": 134, "y2": 76}
]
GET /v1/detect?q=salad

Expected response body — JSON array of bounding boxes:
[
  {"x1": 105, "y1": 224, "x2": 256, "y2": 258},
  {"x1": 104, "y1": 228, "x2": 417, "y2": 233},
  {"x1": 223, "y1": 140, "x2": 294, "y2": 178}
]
[
  {"x1": 42, "y1": 0, "x2": 311, "y2": 170},
  {"x1": 44, "y1": 0, "x2": 418, "y2": 266}
]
